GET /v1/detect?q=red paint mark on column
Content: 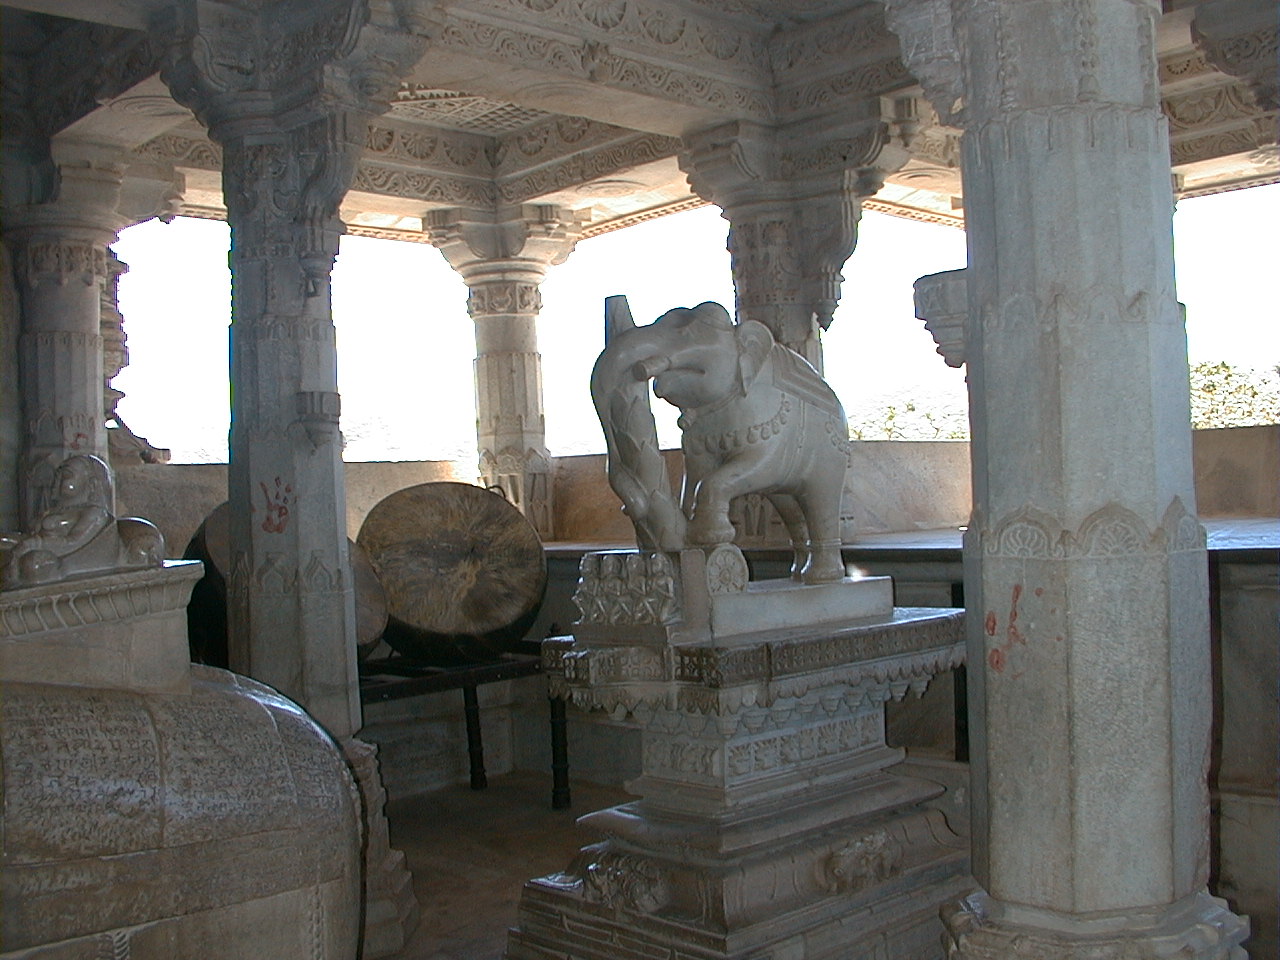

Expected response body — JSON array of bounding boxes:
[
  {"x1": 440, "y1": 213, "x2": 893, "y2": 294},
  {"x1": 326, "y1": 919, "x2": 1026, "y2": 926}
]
[
  {"x1": 260, "y1": 477, "x2": 294, "y2": 533},
  {"x1": 988, "y1": 583, "x2": 1036, "y2": 673},
  {"x1": 69, "y1": 432, "x2": 88, "y2": 450},
  {"x1": 1007, "y1": 583, "x2": 1025, "y2": 645}
]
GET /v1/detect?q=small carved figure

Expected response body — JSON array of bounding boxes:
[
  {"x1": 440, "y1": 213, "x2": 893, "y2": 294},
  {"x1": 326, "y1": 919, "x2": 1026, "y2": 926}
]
[
  {"x1": 0, "y1": 455, "x2": 165, "y2": 589},
  {"x1": 818, "y1": 828, "x2": 903, "y2": 894},
  {"x1": 592, "y1": 297, "x2": 850, "y2": 583}
]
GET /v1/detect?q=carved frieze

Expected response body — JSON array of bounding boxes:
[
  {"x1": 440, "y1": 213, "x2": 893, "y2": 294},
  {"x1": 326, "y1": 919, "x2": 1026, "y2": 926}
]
[
  {"x1": 436, "y1": 13, "x2": 771, "y2": 119},
  {"x1": 574, "y1": 551, "x2": 681, "y2": 626},
  {"x1": 770, "y1": 6, "x2": 898, "y2": 81},
  {"x1": 14, "y1": 240, "x2": 107, "y2": 287},
  {"x1": 134, "y1": 133, "x2": 223, "y2": 170},
  {"x1": 458, "y1": 0, "x2": 771, "y2": 74},
  {"x1": 980, "y1": 498, "x2": 1206, "y2": 561},
  {"x1": 364, "y1": 123, "x2": 493, "y2": 175},
  {"x1": 499, "y1": 133, "x2": 681, "y2": 203},
  {"x1": 1165, "y1": 82, "x2": 1267, "y2": 134},
  {"x1": 1170, "y1": 117, "x2": 1275, "y2": 166},
  {"x1": 467, "y1": 281, "x2": 543, "y2": 316},
  {"x1": 1192, "y1": 1, "x2": 1279, "y2": 112},
  {"x1": 353, "y1": 166, "x2": 497, "y2": 206}
]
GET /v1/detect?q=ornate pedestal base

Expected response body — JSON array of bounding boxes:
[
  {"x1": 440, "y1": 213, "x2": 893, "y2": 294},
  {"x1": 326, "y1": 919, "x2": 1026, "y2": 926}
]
[
  {"x1": 942, "y1": 891, "x2": 1249, "y2": 960},
  {"x1": 510, "y1": 778, "x2": 970, "y2": 960},
  {"x1": 509, "y1": 586, "x2": 971, "y2": 960},
  {"x1": 344, "y1": 738, "x2": 421, "y2": 958}
]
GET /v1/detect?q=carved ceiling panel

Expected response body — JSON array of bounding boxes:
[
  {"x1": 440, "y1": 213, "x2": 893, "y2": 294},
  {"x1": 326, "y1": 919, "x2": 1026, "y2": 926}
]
[{"x1": 1, "y1": 0, "x2": 1274, "y2": 240}]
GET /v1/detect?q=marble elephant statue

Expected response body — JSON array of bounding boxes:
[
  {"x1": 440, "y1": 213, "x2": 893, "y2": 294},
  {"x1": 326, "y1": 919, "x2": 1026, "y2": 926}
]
[{"x1": 590, "y1": 297, "x2": 850, "y2": 584}]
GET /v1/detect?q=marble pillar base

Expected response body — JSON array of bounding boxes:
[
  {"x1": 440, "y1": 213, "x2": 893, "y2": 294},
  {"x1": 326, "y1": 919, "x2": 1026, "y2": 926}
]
[
  {"x1": 345, "y1": 737, "x2": 421, "y2": 958},
  {"x1": 942, "y1": 891, "x2": 1249, "y2": 960}
]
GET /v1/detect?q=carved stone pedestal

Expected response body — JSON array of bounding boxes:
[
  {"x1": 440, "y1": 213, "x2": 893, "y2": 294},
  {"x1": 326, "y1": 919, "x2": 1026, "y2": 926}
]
[
  {"x1": 508, "y1": 575, "x2": 971, "y2": 960},
  {"x1": 344, "y1": 737, "x2": 421, "y2": 959}
]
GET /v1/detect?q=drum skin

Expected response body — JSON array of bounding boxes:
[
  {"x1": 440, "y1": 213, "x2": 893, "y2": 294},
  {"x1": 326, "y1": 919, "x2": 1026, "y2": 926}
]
[{"x1": 357, "y1": 482, "x2": 547, "y2": 662}]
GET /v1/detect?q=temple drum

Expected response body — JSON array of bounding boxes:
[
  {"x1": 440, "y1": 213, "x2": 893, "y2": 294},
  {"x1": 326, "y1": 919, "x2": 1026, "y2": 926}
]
[
  {"x1": 184, "y1": 501, "x2": 388, "y2": 666},
  {"x1": 356, "y1": 481, "x2": 547, "y2": 662}
]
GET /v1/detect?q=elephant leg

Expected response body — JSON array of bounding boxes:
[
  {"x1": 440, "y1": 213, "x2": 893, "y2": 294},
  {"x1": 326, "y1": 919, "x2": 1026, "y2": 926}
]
[
  {"x1": 686, "y1": 455, "x2": 775, "y2": 547},
  {"x1": 797, "y1": 483, "x2": 846, "y2": 584},
  {"x1": 766, "y1": 493, "x2": 809, "y2": 581}
]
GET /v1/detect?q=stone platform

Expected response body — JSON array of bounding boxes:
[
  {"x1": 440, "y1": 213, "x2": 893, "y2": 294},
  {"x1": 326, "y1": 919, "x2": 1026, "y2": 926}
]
[{"x1": 507, "y1": 606, "x2": 971, "y2": 960}]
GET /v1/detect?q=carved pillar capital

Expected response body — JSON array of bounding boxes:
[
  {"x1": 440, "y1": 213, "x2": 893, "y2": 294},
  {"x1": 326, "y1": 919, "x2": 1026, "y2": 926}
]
[
  {"x1": 680, "y1": 119, "x2": 904, "y2": 366},
  {"x1": 425, "y1": 204, "x2": 583, "y2": 283},
  {"x1": 1192, "y1": 0, "x2": 1279, "y2": 113},
  {"x1": 913, "y1": 268, "x2": 967, "y2": 368}
]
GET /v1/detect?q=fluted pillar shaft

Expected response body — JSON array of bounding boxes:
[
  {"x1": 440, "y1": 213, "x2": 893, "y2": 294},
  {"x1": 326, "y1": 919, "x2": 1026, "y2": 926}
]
[
  {"x1": 6, "y1": 142, "x2": 128, "y2": 525},
  {"x1": 158, "y1": 0, "x2": 429, "y2": 740},
  {"x1": 883, "y1": 0, "x2": 1247, "y2": 953},
  {"x1": 427, "y1": 205, "x2": 580, "y2": 540}
]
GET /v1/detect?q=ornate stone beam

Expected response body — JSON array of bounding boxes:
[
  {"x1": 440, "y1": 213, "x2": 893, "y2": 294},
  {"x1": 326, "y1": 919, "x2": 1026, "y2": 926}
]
[{"x1": 416, "y1": 0, "x2": 776, "y2": 134}]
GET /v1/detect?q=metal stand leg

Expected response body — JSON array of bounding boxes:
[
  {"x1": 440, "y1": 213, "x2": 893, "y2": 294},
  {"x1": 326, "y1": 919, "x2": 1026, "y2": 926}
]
[
  {"x1": 463, "y1": 685, "x2": 487, "y2": 790},
  {"x1": 549, "y1": 695, "x2": 571, "y2": 809}
]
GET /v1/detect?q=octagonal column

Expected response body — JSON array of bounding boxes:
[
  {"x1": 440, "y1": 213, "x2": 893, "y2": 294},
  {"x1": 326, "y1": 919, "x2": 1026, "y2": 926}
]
[
  {"x1": 427, "y1": 205, "x2": 581, "y2": 540},
  {"x1": 680, "y1": 120, "x2": 903, "y2": 372},
  {"x1": 884, "y1": 0, "x2": 1248, "y2": 954},
  {"x1": 158, "y1": 4, "x2": 432, "y2": 955},
  {"x1": 159, "y1": 0, "x2": 429, "y2": 739}
]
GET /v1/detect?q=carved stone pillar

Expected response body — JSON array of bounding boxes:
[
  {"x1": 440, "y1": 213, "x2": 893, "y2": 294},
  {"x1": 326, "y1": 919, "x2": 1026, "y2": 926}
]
[
  {"x1": 426, "y1": 204, "x2": 581, "y2": 539},
  {"x1": 883, "y1": 0, "x2": 1248, "y2": 956},
  {"x1": 157, "y1": 3, "x2": 431, "y2": 955},
  {"x1": 5, "y1": 140, "x2": 129, "y2": 526},
  {"x1": 680, "y1": 119, "x2": 906, "y2": 371},
  {"x1": 102, "y1": 251, "x2": 170, "y2": 465}
]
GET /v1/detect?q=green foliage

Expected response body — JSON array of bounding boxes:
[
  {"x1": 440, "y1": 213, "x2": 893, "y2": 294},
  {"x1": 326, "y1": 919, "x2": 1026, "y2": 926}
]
[
  {"x1": 844, "y1": 361, "x2": 1279, "y2": 441},
  {"x1": 847, "y1": 400, "x2": 970, "y2": 441},
  {"x1": 1189, "y1": 361, "x2": 1280, "y2": 429}
]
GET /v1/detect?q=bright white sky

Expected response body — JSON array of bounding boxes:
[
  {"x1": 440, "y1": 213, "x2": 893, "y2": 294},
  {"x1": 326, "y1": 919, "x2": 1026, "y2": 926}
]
[{"x1": 111, "y1": 182, "x2": 1279, "y2": 464}]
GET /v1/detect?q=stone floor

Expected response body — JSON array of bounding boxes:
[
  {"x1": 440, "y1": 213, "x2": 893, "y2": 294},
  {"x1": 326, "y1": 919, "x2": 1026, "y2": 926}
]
[{"x1": 385, "y1": 772, "x2": 629, "y2": 960}]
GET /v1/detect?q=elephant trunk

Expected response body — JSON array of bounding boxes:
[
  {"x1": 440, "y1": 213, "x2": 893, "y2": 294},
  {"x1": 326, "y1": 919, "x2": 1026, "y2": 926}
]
[{"x1": 632, "y1": 356, "x2": 670, "y2": 380}]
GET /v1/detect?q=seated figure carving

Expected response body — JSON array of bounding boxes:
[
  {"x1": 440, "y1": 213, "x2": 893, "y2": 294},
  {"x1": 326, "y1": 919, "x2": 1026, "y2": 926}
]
[
  {"x1": 591, "y1": 297, "x2": 850, "y2": 584},
  {"x1": 0, "y1": 454, "x2": 165, "y2": 589}
]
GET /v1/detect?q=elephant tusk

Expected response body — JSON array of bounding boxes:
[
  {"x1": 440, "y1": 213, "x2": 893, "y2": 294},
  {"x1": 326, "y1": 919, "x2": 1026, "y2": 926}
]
[{"x1": 633, "y1": 356, "x2": 671, "y2": 380}]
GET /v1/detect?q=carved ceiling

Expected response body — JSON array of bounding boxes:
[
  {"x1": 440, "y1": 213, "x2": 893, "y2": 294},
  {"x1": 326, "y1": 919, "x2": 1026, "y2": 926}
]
[{"x1": 1, "y1": 0, "x2": 1275, "y2": 243}]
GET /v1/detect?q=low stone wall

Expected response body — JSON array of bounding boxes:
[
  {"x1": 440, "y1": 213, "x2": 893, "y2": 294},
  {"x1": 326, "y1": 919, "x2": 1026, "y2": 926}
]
[
  {"x1": 115, "y1": 459, "x2": 476, "y2": 555},
  {"x1": 113, "y1": 425, "x2": 1277, "y2": 556},
  {"x1": 1194, "y1": 424, "x2": 1280, "y2": 517}
]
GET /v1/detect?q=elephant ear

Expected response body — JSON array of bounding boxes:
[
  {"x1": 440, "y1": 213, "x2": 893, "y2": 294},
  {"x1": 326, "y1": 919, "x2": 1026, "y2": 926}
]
[{"x1": 735, "y1": 320, "x2": 774, "y2": 395}]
